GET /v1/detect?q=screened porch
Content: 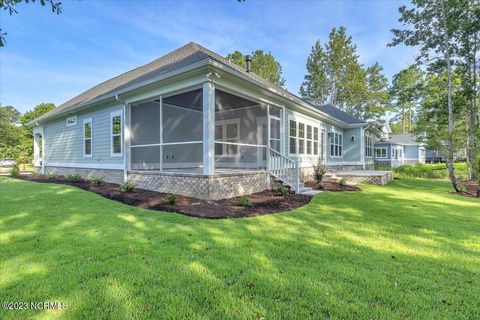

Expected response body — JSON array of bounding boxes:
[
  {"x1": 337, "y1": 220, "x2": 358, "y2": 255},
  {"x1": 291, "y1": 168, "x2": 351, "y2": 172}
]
[{"x1": 128, "y1": 85, "x2": 284, "y2": 175}]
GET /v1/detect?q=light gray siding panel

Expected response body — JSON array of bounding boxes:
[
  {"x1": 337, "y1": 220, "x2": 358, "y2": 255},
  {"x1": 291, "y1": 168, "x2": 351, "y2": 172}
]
[
  {"x1": 404, "y1": 145, "x2": 419, "y2": 160},
  {"x1": 43, "y1": 104, "x2": 124, "y2": 165},
  {"x1": 343, "y1": 128, "x2": 361, "y2": 162}
]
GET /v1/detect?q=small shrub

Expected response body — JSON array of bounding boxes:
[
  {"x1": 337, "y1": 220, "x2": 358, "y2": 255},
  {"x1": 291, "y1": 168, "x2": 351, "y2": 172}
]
[
  {"x1": 120, "y1": 182, "x2": 136, "y2": 192},
  {"x1": 90, "y1": 176, "x2": 105, "y2": 185},
  {"x1": 10, "y1": 164, "x2": 20, "y2": 177},
  {"x1": 312, "y1": 158, "x2": 327, "y2": 186},
  {"x1": 31, "y1": 171, "x2": 41, "y2": 177},
  {"x1": 339, "y1": 178, "x2": 347, "y2": 186},
  {"x1": 164, "y1": 194, "x2": 177, "y2": 205},
  {"x1": 275, "y1": 186, "x2": 289, "y2": 197},
  {"x1": 238, "y1": 196, "x2": 251, "y2": 207},
  {"x1": 46, "y1": 173, "x2": 58, "y2": 180},
  {"x1": 66, "y1": 173, "x2": 82, "y2": 182}
]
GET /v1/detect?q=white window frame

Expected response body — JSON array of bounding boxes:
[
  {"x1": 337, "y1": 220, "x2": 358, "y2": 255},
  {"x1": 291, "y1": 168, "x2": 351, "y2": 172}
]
[
  {"x1": 365, "y1": 135, "x2": 373, "y2": 158},
  {"x1": 306, "y1": 125, "x2": 313, "y2": 155},
  {"x1": 375, "y1": 147, "x2": 387, "y2": 159},
  {"x1": 313, "y1": 127, "x2": 319, "y2": 156},
  {"x1": 289, "y1": 120, "x2": 297, "y2": 154},
  {"x1": 83, "y1": 117, "x2": 92, "y2": 158},
  {"x1": 288, "y1": 114, "x2": 321, "y2": 157},
  {"x1": 330, "y1": 131, "x2": 343, "y2": 158},
  {"x1": 110, "y1": 111, "x2": 123, "y2": 157},
  {"x1": 298, "y1": 122, "x2": 305, "y2": 155},
  {"x1": 215, "y1": 119, "x2": 240, "y2": 157}
]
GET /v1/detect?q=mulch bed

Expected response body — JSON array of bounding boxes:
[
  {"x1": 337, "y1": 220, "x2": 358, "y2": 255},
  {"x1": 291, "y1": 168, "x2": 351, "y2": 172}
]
[
  {"x1": 455, "y1": 180, "x2": 480, "y2": 198},
  {"x1": 13, "y1": 175, "x2": 312, "y2": 219},
  {"x1": 304, "y1": 180, "x2": 361, "y2": 192}
]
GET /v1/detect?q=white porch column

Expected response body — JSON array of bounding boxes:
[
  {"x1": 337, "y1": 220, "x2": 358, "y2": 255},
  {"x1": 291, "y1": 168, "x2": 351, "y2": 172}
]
[
  {"x1": 202, "y1": 81, "x2": 215, "y2": 175},
  {"x1": 123, "y1": 103, "x2": 129, "y2": 182}
]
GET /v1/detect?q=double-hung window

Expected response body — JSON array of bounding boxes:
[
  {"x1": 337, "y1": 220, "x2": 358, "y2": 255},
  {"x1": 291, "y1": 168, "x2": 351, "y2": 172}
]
[
  {"x1": 375, "y1": 147, "x2": 387, "y2": 158},
  {"x1": 313, "y1": 127, "x2": 319, "y2": 155},
  {"x1": 215, "y1": 120, "x2": 239, "y2": 156},
  {"x1": 289, "y1": 120, "x2": 297, "y2": 154},
  {"x1": 306, "y1": 125, "x2": 313, "y2": 155},
  {"x1": 365, "y1": 136, "x2": 373, "y2": 158},
  {"x1": 289, "y1": 119, "x2": 320, "y2": 156},
  {"x1": 298, "y1": 123, "x2": 305, "y2": 154},
  {"x1": 111, "y1": 111, "x2": 122, "y2": 156},
  {"x1": 330, "y1": 132, "x2": 343, "y2": 157},
  {"x1": 83, "y1": 118, "x2": 92, "y2": 157}
]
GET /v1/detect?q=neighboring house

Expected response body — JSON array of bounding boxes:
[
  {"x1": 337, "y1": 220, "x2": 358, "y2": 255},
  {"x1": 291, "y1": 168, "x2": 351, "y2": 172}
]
[
  {"x1": 29, "y1": 42, "x2": 382, "y2": 200},
  {"x1": 425, "y1": 150, "x2": 445, "y2": 163},
  {"x1": 375, "y1": 133, "x2": 426, "y2": 167}
]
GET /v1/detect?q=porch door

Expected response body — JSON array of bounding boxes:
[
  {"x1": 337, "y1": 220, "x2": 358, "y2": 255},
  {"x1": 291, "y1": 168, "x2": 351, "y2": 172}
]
[
  {"x1": 257, "y1": 118, "x2": 268, "y2": 167},
  {"x1": 269, "y1": 116, "x2": 281, "y2": 152},
  {"x1": 256, "y1": 115, "x2": 282, "y2": 167}
]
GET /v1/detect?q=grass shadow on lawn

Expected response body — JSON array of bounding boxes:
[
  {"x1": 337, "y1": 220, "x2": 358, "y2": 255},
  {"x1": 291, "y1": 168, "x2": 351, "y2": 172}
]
[{"x1": 0, "y1": 177, "x2": 479, "y2": 319}]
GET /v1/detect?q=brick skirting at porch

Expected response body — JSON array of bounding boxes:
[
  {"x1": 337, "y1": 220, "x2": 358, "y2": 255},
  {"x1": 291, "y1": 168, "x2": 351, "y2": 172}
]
[
  {"x1": 128, "y1": 171, "x2": 268, "y2": 200},
  {"x1": 335, "y1": 171, "x2": 393, "y2": 185}
]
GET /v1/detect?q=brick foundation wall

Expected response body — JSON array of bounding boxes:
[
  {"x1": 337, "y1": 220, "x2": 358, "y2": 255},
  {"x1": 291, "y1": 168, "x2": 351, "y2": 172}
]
[
  {"x1": 128, "y1": 171, "x2": 268, "y2": 200},
  {"x1": 44, "y1": 166, "x2": 124, "y2": 184},
  {"x1": 336, "y1": 172, "x2": 393, "y2": 185},
  {"x1": 42, "y1": 166, "x2": 268, "y2": 200},
  {"x1": 300, "y1": 164, "x2": 374, "y2": 181}
]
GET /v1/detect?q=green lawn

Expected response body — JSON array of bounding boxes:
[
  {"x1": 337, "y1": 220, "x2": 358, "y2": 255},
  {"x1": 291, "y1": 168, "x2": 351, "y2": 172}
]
[{"x1": 0, "y1": 177, "x2": 479, "y2": 319}]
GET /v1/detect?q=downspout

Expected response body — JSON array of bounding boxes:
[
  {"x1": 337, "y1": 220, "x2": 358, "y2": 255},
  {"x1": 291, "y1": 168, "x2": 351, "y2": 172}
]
[{"x1": 116, "y1": 94, "x2": 128, "y2": 183}]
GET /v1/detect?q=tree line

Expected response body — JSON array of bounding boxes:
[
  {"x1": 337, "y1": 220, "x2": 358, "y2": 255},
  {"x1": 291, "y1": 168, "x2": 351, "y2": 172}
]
[
  {"x1": 0, "y1": 103, "x2": 55, "y2": 166},
  {"x1": 225, "y1": 0, "x2": 479, "y2": 191}
]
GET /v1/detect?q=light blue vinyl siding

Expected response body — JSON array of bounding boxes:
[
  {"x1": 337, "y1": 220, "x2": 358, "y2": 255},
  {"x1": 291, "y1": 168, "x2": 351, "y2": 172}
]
[
  {"x1": 43, "y1": 103, "x2": 124, "y2": 166},
  {"x1": 343, "y1": 127, "x2": 362, "y2": 162},
  {"x1": 404, "y1": 145, "x2": 419, "y2": 160}
]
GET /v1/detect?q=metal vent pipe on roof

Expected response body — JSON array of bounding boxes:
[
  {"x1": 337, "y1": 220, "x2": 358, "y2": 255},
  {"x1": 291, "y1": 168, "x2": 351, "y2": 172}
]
[{"x1": 245, "y1": 54, "x2": 252, "y2": 73}]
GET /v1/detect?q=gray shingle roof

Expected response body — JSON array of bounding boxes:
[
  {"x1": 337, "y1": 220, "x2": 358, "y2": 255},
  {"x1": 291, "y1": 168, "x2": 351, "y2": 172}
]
[
  {"x1": 315, "y1": 104, "x2": 365, "y2": 125},
  {"x1": 32, "y1": 42, "x2": 366, "y2": 127}
]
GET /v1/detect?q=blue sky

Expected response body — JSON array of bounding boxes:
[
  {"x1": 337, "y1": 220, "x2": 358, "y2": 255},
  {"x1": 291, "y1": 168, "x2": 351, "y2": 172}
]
[{"x1": 0, "y1": 0, "x2": 417, "y2": 113}]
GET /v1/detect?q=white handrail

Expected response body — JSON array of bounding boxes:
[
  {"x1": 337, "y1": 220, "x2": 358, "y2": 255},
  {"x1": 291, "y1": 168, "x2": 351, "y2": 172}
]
[{"x1": 266, "y1": 146, "x2": 299, "y2": 192}]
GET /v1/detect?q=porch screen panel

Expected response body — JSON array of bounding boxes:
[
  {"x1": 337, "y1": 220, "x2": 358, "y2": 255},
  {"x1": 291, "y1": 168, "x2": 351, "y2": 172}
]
[
  {"x1": 214, "y1": 91, "x2": 268, "y2": 169},
  {"x1": 130, "y1": 101, "x2": 160, "y2": 145},
  {"x1": 130, "y1": 101, "x2": 161, "y2": 170},
  {"x1": 161, "y1": 89, "x2": 203, "y2": 169},
  {"x1": 131, "y1": 146, "x2": 161, "y2": 170}
]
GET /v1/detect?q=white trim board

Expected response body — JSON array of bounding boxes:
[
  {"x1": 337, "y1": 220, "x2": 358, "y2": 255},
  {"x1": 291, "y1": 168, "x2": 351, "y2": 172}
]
[{"x1": 45, "y1": 162, "x2": 124, "y2": 170}]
